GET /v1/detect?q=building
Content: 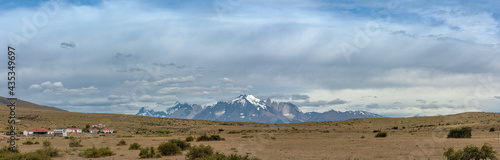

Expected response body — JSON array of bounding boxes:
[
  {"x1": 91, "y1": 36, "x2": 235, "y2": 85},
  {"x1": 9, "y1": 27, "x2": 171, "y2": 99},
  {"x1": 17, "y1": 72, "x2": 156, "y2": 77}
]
[
  {"x1": 67, "y1": 128, "x2": 82, "y2": 133},
  {"x1": 91, "y1": 123, "x2": 105, "y2": 128},
  {"x1": 53, "y1": 128, "x2": 67, "y2": 137},
  {"x1": 23, "y1": 130, "x2": 54, "y2": 137},
  {"x1": 89, "y1": 128, "x2": 99, "y2": 134},
  {"x1": 101, "y1": 128, "x2": 113, "y2": 134}
]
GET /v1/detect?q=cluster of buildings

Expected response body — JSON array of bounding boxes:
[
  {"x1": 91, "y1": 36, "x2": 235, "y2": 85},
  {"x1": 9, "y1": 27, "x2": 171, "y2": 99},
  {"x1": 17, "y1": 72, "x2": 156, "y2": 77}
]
[{"x1": 22, "y1": 123, "x2": 114, "y2": 137}]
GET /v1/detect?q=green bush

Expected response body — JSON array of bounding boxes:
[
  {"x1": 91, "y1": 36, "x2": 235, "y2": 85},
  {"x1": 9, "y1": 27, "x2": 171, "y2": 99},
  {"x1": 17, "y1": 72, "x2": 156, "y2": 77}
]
[
  {"x1": 139, "y1": 146, "x2": 161, "y2": 158},
  {"x1": 0, "y1": 151, "x2": 51, "y2": 160},
  {"x1": 69, "y1": 137, "x2": 83, "y2": 147},
  {"x1": 185, "y1": 136, "x2": 194, "y2": 142},
  {"x1": 43, "y1": 140, "x2": 51, "y2": 147},
  {"x1": 0, "y1": 145, "x2": 58, "y2": 160},
  {"x1": 375, "y1": 132, "x2": 387, "y2": 138},
  {"x1": 196, "y1": 134, "x2": 225, "y2": 142},
  {"x1": 36, "y1": 146, "x2": 60, "y2": 157},
  {"x1": 117, "y1": 139, "x2": 126, "y2": 146},
  {"x1": 186, "y1": 146, "x2": 261, "y2": 160},
  {"x1": 34, "y1": 141, "x2": 40, "y2": 144},
  {"x1": 168, "y1": 139, "x2": 191, "y2": 151},
  {"x1": 196, "y1": 134, "x2": 211, "y2": 142},
  {"x1": 186, "y1": 145, "x2": 214, "y2": 160},
  {"x1": 444, "y1": 143, "x2": 496, "y2": 160},
  {"x1": 447, "y1": 127, "x2": 472, "y2": 138},
  {"x1": 209, "y1": 135, "x2": 224, "y2": 141},
  {"x1": 490, "y1": 127, "x2": 495, "y2": 132},
  {"x1": 158, "y1": 142, "x2": 182, "y2": 156},
  {"x1": 22, "y1": 140, "x2": 35, "y2": 145},
  {"x1": 155, "y1": 130, "x2": 171, "y2": 134},
  {"x1": 129, "y1": 143, "x2": 141, "y2": 150},
  {"x1": 78, "y1": 146, "x2": 116, "y2": 158}
]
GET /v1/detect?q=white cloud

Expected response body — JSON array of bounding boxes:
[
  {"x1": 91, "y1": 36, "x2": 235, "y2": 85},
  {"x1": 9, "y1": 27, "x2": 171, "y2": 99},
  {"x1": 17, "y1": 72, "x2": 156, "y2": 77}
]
[{"x1": 29, "y1": 81, "x2": 99, "y2": 96}]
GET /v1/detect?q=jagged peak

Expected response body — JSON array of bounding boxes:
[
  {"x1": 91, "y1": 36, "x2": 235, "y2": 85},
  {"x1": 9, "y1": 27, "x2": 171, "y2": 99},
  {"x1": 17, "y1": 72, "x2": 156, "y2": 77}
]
[{"x1": 231, "y1": 94, "x2": 267, "y2": 110}]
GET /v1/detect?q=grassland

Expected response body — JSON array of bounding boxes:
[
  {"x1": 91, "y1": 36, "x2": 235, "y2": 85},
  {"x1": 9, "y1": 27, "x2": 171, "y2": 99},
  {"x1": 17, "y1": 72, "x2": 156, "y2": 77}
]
[{"x1": 1, "y1": 99, "x2": 500, "y2": 159}]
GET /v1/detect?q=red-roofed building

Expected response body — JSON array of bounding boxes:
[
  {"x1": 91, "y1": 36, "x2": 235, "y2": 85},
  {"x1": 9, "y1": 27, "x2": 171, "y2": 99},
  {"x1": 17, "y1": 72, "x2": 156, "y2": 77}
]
[
  {"x1": 101, "y1": 128, "x2": 113, "y2": 134},
  {"x1": 91, "y1": 123, "x2": 105, "y2": 128},
  {"x1": 23, "y1": 130, "x2": 54, "y2": 137},
  {"x1": 89, "y1": 128, "x2": 99, "y2": 134}
]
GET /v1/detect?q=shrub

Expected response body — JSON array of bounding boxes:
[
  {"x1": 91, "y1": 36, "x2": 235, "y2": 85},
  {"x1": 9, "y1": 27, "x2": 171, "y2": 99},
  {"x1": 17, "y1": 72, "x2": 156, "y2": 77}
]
[
  {"x1": 444, "y1": 143, "x2": 496, "y2": 160},
  {"x1": 78, "y1": 146, "x2": 116, "y2": 158},
  {"x1": 185, "y1": 136, "x2": 194, "y2": 142},
  {"x1": 158, "y1": 142, "x2": 181, "y2": 156},
  {"x1": 168, "y1": 139, "x2": 191, "y2": 151},
  {"x1": 155, "y1": 130, "x2": 170, "y2": 134},
  {"x1": 117, "y1": 139, "x2": 126, "y2": 146},
  {"x1": 447, "y1": 127, "x2": 472, "y2": 138},
  {"x1": 375, "y1": 132, "x2": 387, "y2": 138},
  {"x1": 43, "y1": 140, "x2": 51, "y2": 147},
  {"x1": 129, "y1": 143, "x2": 141, "y2": 150},
  {"x1": 139, "y1": 146, "x2": 161, "y2": 158},
  {"x1": 22, "y1": 140, "x2": 35, "y2": 145},
  {"x1": 36, "y1": 146, "x2": 60, "y2": 157},
  {"x1": 34, "y1": 141, "x2": 40, "y2": 144},
  {"x1": 490, "y1": 127, "x2": 495, "y2": 132},
  {"x1": 0, "y1": 151, "x2": 51, "y2": 160},
  {"x1": 196, "y1": 134, "x2": 225, "y2": 142},
  {"x1": 69, "y1": 137, "x2": 83, "y2": 147},
  {"x1": 209, "y1": 135, "x2": 224, "y2": 141},
  {"x1": 187, "y1": 149, "x2": 261, "y2": 160},
  {"x1": 196, "y1": 134, "x2": 210, "y2": 142},
  {"x1": 186, "y1": 145, "x2": 214, "y2": 160}
]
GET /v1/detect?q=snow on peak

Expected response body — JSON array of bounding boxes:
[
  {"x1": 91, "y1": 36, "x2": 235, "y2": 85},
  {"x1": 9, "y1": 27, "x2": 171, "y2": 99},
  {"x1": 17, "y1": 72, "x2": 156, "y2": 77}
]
[{"x1": 231, "y1": 94, "x2": 267, "y2": 109}]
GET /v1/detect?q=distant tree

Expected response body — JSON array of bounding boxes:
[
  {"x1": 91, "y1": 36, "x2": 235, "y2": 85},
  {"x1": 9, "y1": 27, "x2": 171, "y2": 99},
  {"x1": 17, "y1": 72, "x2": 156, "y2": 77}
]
[
  {"x1": 85, "y1": 124, "x2": 90, "y2": 129},
  {"x1": 447, "y1": 127, "x2": 472, "y2": 138}
]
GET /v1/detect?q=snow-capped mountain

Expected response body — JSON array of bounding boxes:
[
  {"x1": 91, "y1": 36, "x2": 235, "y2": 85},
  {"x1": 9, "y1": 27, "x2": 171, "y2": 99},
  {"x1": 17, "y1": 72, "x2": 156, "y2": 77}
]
[
  {"x1": 194, "y1": 95, "x2": 294, "y2": 123},
  {"x1": 136, "y1": 94, "x2": 383, "y2": 123},
  {"x1": 136, "y1": 102, "x2": 203, "y2": 119}
]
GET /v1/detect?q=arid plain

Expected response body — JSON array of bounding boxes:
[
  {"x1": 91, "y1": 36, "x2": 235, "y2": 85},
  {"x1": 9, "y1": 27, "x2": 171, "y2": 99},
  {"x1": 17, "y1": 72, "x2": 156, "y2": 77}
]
[{"x1": 1, "y1": 98, "x2": 499, "y2": 160}]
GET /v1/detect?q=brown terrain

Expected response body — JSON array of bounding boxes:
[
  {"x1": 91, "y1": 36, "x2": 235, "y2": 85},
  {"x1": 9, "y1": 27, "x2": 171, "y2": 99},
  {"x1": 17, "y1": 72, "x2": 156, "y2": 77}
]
[{"x1": 1, "y1": 97, "x2": 500, "y2": 159}]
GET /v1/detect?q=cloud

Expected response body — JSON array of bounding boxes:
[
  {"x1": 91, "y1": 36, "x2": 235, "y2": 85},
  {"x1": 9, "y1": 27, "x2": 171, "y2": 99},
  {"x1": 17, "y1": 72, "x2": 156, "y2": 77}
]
[
  {"x1": 219, "y1": 77, "x2": 234, "y2": 84},
  {"x1": 297, "y1": 99, "x2": 349, "y2": 107},
  {"x1": 1, "y1": 0, "x2": 499, "y2": 116},
  {"x1": 29, "y1": 81, "x2": 99, "y2": 96},
  {"x1": 291, "y1": 94, "x2": 310, "y2": 101},
  {"x1": 416, "y1": 99, "x2": 427, "y2": 104},
  {"x1": 60, "y1": 41, "x2": 76, "y2": 48},
  {"x1": 366, "y1": 103, "x2": 380, "y2": 109}
]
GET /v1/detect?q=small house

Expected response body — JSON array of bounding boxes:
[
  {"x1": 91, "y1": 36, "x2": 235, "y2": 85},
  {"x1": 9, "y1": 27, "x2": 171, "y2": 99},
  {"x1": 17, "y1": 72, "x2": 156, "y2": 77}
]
[
  {"x1": 53, "y1": 128, "x2": 67, "y2": 137},
  {"x1": 101, "y1": 128, "x2": 113, "y2": 134},
  {"x1": 91, "y1": 123, "x2": 105, "y2": 128},
  {"x1": 68, "y1": 128, "x2": 82, "y2": 133},
  {"x1": 89, "y1": 128, "x2": 99, "y2": 134}
]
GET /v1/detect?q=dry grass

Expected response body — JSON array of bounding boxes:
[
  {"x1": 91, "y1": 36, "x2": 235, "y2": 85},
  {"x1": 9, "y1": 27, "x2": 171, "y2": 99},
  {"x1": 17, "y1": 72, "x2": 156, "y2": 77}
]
[{"x1": 2, "y1": 100, "x2": 500, "y2": 159}]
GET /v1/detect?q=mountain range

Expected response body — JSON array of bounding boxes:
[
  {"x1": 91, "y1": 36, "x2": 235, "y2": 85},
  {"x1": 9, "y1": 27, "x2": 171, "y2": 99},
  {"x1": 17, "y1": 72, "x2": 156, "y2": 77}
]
[{"x1": 136, "y1": 94, "x2": 383, "y2": 123}]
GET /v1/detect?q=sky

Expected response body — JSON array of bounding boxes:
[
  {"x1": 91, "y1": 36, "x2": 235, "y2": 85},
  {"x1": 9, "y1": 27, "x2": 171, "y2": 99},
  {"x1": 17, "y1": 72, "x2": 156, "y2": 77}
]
[{"x1": 0, "y1": 0, "x2": 499, "y2": 117}]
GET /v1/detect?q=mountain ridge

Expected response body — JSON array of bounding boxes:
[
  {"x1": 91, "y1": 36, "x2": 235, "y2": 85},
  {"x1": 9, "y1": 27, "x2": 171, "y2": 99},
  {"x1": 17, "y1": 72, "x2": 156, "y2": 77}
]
[{"x1": 136, "y1": 94, "x2": 383, "y2": 123}]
